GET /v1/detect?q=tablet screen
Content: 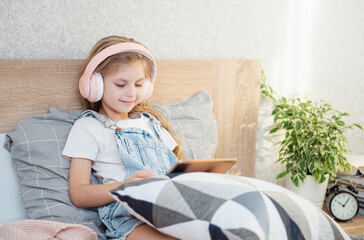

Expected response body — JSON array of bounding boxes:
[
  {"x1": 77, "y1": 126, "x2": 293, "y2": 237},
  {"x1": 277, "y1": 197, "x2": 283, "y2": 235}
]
[{"x1": 168, "y1": 158, "x2": 237, "y2": 174}]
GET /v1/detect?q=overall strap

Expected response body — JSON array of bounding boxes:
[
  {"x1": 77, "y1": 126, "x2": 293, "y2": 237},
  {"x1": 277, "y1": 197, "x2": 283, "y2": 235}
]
[
  {"x1": 78, "y1": 110, "x2": 117, "y2": 129},
  {"x1": 141, "y1": 112, "x2": 163, "y2": 141}
]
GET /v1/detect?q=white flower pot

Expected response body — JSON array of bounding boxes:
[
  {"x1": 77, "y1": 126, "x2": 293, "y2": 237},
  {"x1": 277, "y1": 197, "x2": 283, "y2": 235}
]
[{"x1": 285, "y1": 175, "x2": 329, "y2": 208}]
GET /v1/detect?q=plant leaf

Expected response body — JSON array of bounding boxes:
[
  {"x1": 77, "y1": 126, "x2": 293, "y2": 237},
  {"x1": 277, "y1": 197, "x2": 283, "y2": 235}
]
[
  {"x1": 286, "y1": 109, "x2": 294, "y2": 116},
  {"x1": 308, "y1": 161, "x2": 314, "y2": 173},
  {"x1": 313, "y1": 172, "x2": 319, "y2": 182},
  {"x1": 295, "y1": 121, "x2": 302, "y2": 132},
  {"x1": 337, "y1": 121, "x2": 345, "y2": 126},
  {"x1": 319, "y1": 175, "x2": 326, "y2": 183},
  {"x1": 269, "y1": 127, "x2": 280, "y2": 134},
  {"x1": 292, "y1": 175, "x2": 299, "y2": 187},
  {"x1": 272, "y1": 108, "x2": 279, "y2": 115},
  {"x1": 261, "y1": 90, "x2": 269, "y2": 96},
  {"x1": 330, "y1": 146, "x2": 338, "y2": 155},
  {"x1": 277, "y1": 171, "x2": 289, "y2": 179}
]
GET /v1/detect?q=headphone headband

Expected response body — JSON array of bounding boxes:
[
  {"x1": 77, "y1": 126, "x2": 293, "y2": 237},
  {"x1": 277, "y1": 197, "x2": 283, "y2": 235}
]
[{"x1": 79, "y1": 42, "x2": 157, "y2": 102}]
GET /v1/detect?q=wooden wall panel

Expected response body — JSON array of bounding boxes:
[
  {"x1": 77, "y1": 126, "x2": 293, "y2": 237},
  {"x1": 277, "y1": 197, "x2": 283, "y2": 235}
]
[{"x1": 0, "y1": 58, "x2": 262, "y2": 177}]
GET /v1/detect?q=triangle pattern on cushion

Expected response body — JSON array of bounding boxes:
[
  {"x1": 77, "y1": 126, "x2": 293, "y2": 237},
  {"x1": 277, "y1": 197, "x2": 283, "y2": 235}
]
[
  {"x1": 225, "y1": 228, "x2": 260, "y2": 239},
  {"x1": 176, "y1": 180, "x2": 254, "y2": 200},
  {"x1": 154, "y1": 182, "x2": 197, "y2": 219},
  {"x1": 232, "y1": 191, "x2": 270, "y2": 237},
  {"x1": 152, "y1": 204, "x2": 196, "y2": 228},
  {"x1": 264, "y1": 191, "x2": 309, "y2": 239},
  {"x1": 173, "y1": 181, "x2": 226, "y2": 221},
  {"x1": 113, "y1": 194, "x2": 155, "y2": 225},
  {"x1": 111, "y1": 178, "x2": 171, "y2": 205},
  {"x1": 268, "y1": 196, "x2": 305, "y2": 240},
  {"x1": 209, "y1": 223, "x2": 228, "y2": 240},
  {"x1": 158, "y1": 219, "x2": 212, "y2": 240}
]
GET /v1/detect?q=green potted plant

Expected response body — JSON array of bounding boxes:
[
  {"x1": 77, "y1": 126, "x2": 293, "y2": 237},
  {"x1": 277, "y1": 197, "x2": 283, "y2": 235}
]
[{"x1": 260, "y1": 71, "x2": 362, "y2": 191}]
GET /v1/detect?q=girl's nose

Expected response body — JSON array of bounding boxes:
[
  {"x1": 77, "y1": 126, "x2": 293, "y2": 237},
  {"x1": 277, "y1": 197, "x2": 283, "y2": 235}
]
[{"x1": 125, "y1": 85, "x2": 136, "y2": 97}]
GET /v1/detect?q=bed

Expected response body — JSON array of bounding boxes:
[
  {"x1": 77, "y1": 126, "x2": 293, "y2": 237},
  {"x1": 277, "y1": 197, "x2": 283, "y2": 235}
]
[{"x1": 0, "y1": 58, "x2": 356, "y2": 240}]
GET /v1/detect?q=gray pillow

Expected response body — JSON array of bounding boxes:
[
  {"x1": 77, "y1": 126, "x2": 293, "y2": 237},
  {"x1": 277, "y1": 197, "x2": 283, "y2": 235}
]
[
  {"x1": 4, "y1": 107, "x2": 106, "y2": 240},
  {"x1": 152, "y1": 91, "x2": 217, "y2": 159},
  {"x1": 4, "y1": 91, "x2": 217, "y2": 239}
]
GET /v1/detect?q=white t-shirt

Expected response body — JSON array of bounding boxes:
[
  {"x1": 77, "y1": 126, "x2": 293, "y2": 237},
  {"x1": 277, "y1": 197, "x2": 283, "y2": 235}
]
[{"x1": 62, "y1": 114, "x2": 177, "y2": 184}]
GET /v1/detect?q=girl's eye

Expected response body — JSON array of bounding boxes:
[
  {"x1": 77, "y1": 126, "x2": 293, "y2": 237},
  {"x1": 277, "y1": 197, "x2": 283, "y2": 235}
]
[
  {"x1": 135, "y1": 83, "x2": 143, "y2": 87},
  {"x1": 115, "y1": 84, "x2": 125, "y2": 87}
]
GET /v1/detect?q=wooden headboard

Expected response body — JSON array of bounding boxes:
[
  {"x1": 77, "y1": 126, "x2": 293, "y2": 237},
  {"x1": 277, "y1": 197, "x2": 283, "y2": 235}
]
[{"x1": 0, "y1": 59, "x2": 262, "y2": 177}]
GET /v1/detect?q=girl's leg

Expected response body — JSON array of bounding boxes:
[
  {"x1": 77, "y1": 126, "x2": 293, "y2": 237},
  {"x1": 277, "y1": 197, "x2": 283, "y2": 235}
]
[{"x1": 127, "y1": 224, "x2": 178, "y2": 240}]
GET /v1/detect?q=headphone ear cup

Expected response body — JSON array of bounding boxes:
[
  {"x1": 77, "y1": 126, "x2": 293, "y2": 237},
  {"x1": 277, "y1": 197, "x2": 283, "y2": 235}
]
[
  {"x1": 143, "y1": 79, "x2": 149, "y2": 102},
  {"x1": 95, "y1": 72, "x2": 104, "y2": 102},
  {"x1": 88, "y1": 72, "x2": 104, "y2": 102},
  {"x1": 139, "y1": 78, "x2": 154, "y2": 103},
  {"x1": 144, "y1": 79, "x2": 154, "y2": 101}
]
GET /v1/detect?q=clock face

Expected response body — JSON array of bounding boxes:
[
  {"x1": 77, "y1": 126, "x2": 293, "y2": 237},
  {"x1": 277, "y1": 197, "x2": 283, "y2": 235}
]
[{"x1": 329, "y1": 191, "x2": 359, "y2": 221}]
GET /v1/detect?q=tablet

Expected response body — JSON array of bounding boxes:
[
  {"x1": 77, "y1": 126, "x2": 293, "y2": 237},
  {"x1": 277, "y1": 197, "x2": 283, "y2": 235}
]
[{"x1": 168, "y1": 158, "x2": 237, "y2": 174}]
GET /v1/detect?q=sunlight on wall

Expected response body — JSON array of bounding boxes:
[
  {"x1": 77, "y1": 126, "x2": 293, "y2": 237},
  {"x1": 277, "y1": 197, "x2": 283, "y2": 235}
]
[{"x1": 282, "y1": 0, "x2": 317, "y2": 98}]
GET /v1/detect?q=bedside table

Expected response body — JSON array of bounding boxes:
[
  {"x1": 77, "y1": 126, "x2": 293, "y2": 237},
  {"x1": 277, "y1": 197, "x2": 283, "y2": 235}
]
[
  {"x1": 337, "y1": 214, "x2": 364, "y2": 237},
  {"x1": 323, "y1": 205, "x2": 364, "y2": 237}
]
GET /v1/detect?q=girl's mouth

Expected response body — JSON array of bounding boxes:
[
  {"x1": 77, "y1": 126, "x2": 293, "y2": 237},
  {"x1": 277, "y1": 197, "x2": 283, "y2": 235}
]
[{"x1": 120, "y1": 100, "x2": 135, "y2": 104}]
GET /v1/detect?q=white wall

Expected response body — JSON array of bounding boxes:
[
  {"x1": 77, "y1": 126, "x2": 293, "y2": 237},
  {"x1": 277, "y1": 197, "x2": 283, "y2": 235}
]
[{"x1": 1, "y1": 0, "x2": 363, "y2": 184}]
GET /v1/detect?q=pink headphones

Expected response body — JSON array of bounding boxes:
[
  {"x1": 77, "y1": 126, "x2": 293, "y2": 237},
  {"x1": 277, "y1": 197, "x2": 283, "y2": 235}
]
[{"x1": 79, "y1": 42, "x2": 157, "y2": 102}]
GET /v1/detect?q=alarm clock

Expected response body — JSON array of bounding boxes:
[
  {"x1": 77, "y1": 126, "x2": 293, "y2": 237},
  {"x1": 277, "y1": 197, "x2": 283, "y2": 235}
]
[{"x1": 326, "y1": 184, "x2": 359, "y2": 222}]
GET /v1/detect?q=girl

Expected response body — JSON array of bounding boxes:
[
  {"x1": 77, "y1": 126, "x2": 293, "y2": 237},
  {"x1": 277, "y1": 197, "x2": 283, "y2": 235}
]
[{"x1": 63, "y1": 36, "x2": 182, "y2": 240}]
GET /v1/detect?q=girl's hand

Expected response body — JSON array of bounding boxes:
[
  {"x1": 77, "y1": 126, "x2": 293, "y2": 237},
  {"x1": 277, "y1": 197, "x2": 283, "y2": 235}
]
[{"x1": 126, "y1": 170, "x2": 156, "y2": 183}]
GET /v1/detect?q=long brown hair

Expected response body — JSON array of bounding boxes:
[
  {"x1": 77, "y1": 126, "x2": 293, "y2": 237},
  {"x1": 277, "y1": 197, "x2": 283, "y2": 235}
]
[{"x1": 80, "y1": 36, "x2": 183, "y2": 159}]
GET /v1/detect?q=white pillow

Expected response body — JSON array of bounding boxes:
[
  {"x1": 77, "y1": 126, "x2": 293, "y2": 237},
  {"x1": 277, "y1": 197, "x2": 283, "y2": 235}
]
[
  {"x1": 0, "y1": 134, "x2": 28, "y2": 225},
  {"x1": 110, "y1": 172, "x2": 350, "y2": 240}
]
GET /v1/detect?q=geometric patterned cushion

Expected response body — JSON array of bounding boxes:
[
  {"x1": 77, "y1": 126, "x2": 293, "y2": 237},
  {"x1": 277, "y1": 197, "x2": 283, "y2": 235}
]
[{"x1": 110, "y1": 172, "x2": 350, "y2": 240}]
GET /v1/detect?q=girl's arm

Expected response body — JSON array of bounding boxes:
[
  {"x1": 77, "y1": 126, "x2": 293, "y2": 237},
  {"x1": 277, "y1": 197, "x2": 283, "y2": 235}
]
[{"x1": 69, "y1": 157, "x2": 155, "y2": 208}]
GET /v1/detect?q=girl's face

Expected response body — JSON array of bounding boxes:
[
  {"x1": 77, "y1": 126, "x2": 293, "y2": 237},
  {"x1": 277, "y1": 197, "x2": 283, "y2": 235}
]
[{"x1": 99, "y1": 60, "x2": 146, "y2": 122}]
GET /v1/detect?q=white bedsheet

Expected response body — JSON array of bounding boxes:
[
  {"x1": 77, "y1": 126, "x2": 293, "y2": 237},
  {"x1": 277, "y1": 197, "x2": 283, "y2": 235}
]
[{"x1": 0, "y1": 134, "x2": 28, "y2": 226}]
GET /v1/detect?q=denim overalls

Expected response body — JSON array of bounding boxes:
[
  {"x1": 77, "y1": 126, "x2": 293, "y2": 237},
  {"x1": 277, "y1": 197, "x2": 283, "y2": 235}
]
[{"x1": 79, "y1": 110, "x2": 178, "y2": 239}]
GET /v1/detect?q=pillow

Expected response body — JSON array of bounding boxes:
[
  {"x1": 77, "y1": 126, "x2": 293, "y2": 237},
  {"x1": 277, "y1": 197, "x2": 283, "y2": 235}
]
[
  {"x1": 3, "y1": 107, "x2": 107, "y2": 239},
  {"x1": 4, "y1": 91, "x2": 217, "y2": 238},
  {"x1": 110, "y1": 172, "x2": 350, "y2": 240},
  {"x1": 0, "y1": 134, "x2": 28, "y2": 226},
  {"x1": 152, "y1": 91, "x2": 217, "y2": 159}
]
